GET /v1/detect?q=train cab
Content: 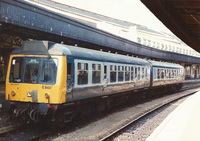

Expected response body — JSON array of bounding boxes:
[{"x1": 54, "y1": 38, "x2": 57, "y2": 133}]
[{"x1": 5, "y1": 41, "x2": 67, "y2": 113}]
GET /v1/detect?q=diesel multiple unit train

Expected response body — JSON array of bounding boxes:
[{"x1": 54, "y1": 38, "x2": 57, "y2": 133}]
[{"x1": 3, "y1": 41, "x2": 184, "y2": 122}]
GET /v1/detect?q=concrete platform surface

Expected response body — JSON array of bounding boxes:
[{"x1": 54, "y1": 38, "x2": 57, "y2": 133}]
[{"x1": 146, "y1": 91, "x2": 200, "y2": 141}]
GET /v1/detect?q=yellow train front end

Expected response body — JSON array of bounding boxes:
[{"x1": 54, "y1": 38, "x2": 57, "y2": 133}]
[
  {"x1": 4, "y1": 41, "x2": 67, "y2": 121},
  {"x1": 6, "y1": 55, "x2": 66, "y2": 104}
]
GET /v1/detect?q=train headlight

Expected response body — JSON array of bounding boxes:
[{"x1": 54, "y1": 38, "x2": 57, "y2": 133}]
[
  {"x1": 27, "y1": 92, "x2": 32, "y2": 97},
  {"x1": 45, "y1": 93, "x2": 49, "y2": 98},
  {"x1": 11, "y1": 91, "x2": 16, "y2": 96}
]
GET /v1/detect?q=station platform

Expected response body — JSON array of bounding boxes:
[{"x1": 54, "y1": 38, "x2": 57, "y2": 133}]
[{"x1": 146, "y1": 90, "x2": 200, "y2": 141}]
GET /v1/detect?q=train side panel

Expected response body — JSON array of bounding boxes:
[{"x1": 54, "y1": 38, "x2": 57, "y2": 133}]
[{"x1": 65, "y1": 58, "x2": 151, "y2": 102}]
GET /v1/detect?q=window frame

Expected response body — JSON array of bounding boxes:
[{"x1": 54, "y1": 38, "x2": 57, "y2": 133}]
[
  {"x1": 74, "y1": 59, "x2": 149, "y2": 86},
  {"x1": 75, "y1": 60, "x2": 104, "y2": 87}
]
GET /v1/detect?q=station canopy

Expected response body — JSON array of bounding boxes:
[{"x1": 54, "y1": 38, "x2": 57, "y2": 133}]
[{"x1": 141, "y1": 0, "x2": 200, "y2": 53}]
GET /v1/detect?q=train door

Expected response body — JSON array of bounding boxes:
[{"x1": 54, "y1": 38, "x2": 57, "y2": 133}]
[
  {"x1": 67, "y1": 57, "x2": 74, "y2": 97},
  {"x1": 102, "y1": 64, "x2": 108, "y2": 92},
  {"x1": 144, "y1": 66, "x2": 149, "y2": 87},
  {"x1": 149, "y1": 67, "x2": 154, "y2": 87}
]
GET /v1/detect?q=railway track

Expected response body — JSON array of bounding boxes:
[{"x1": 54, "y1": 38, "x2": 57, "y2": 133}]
[
  {"x1": 0, "y1": 125, "x2": 16, "y2": 135},
  {"x1": 27, "y1": 132, "x2": 50, "y2": 141},
  {"x1": 100, "y1": 90, "x2": 197, "y2": 141},
  {"x1": 0, "y1": 123, "x2": 54, "y2": 141},
  {"x1": 0, "y1": 84, "x2": 199, "y2": 141}
]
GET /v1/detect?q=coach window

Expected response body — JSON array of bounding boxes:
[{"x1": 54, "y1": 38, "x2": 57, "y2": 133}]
[
  {"x1": 104, "y1": 65, "x2": 107, "y2": 79},
  {"x1": 141, "y1": 67, "x2": 144, "y2": 79},
  {"x1": 78, "y1": 63, "x2": 88, "y2": 85},
  {"x1": 153, "y1": 68, "x2": 157, "y2": 80},
  {"x1": 134, "y1": 67, "x2": 137, "y2": 80},
  {"x1": 161, "y1": 69, "x2": 164, "y2": 79},
  {"x1": 166, "y1": 69, "x2": 169, "y2": 79},
  {"x1": 169, "y1": 70, "x2": 171, "y2": 78},
  {"x1": 125, "y1": 66, "x2": 130, "y2": 81},
  {"x1": 131, "y1": 67, "x2": 134, "y2": 81},
  {"x1": 171, "y1": 70, "x2": 173, "y2": 78},
  {"x1": 171, "y1": 70, "x2": 174, "y2": 78},
  {"x1": 144, "y1": 67, "x2": 147, "y2": 78},
  {"x1": 92, "y1": 64, "x2": 101, "y2": 84},
  {"x1": 138, "y1": 67, "x2": 141, "y2": 80},
  {"x1": 157, "y1": 69, "x2": 160, "y2": 79},
  {"x1": 174, "y1": 70, "x2": 177, "y2": 78},
  {"x1": 177, "y1": 70, "x2": 179, "y2": 77},
  {"x1": 169, "y1": 69, "x2": 172, "y2": 78},
  {"x1": 145, "y1": 67, "x2": 148, "y2": 78},
  {"x1": 168, "y1": 70, "x2": 170, "y2": 78},
  {"x1": 174, "y1": 70, "x2": 176, "y2": 78},
  {"x1": 178, "y1": 70, "x2": 180, "y2": 77},
  {"x1": 110, "y1": 65, "x2": 116, "y2": 83},
  {"x1": 118, "y1": 66, "x2": 124, "y2": 82},
  {"x1": 180, "y1": 69, "x2": 182, "y2": 77}
]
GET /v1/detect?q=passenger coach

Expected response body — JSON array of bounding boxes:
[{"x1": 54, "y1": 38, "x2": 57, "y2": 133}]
[{"x1": 149, "y1": 60, "x2": 184, "y2": 91}]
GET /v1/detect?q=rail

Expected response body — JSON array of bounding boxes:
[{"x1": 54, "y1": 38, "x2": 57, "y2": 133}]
[{"x1": 100, "y1": 90, "x2": 197, "y2": 141}]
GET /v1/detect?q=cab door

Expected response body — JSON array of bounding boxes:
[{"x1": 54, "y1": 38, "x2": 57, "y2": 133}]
[{"x1": 66, "y1": 57, "x2": 74, "y2": 100}]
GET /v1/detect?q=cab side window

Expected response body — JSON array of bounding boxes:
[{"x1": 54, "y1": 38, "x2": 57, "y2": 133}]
[{"x1": 67, "y1": 63, "x2": 72, "y2": 80}]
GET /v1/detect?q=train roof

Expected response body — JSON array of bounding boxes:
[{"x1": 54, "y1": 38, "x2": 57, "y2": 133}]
[
  {"x1": 12, "y1": 41, "x2": 150, "y2": 66},
  {"x1": 148, "y1": 60, "x2": 184, "y2": 69}
]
